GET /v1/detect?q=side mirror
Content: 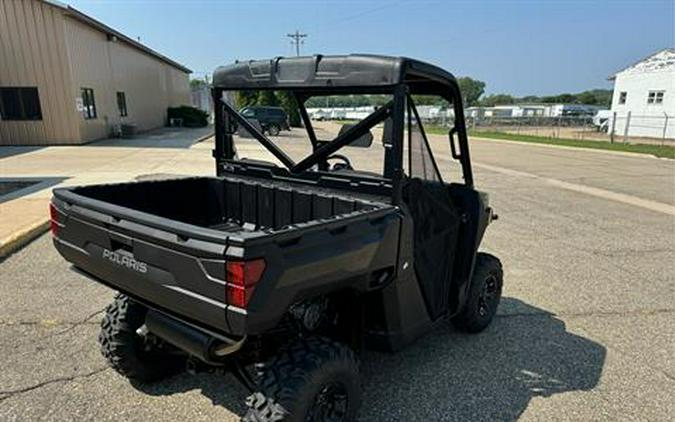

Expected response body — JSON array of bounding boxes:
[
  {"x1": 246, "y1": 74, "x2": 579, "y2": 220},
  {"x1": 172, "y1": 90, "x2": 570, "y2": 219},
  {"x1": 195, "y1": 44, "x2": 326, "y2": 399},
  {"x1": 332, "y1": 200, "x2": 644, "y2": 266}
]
[{"x1": 339, "y1": 124, "x2": 373, "y2": 148}]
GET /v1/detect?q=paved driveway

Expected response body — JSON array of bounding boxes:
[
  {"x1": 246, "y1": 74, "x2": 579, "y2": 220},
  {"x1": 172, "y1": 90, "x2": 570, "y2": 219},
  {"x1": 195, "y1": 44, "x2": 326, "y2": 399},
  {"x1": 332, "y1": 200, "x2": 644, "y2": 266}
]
[
  {"x1": 0, "y1": 131, "x2": 673, "y2": 421},
  {"x1": 0, "y1": 127, "x2": 214, "y2": 254}
]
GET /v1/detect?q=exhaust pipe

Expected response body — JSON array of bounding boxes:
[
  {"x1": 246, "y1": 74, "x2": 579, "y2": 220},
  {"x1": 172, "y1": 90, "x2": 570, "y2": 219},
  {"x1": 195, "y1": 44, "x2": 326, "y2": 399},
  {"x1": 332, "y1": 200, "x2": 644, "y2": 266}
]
[{"x1": 145, "y1": 309, "x2": 245, "y2": 364}]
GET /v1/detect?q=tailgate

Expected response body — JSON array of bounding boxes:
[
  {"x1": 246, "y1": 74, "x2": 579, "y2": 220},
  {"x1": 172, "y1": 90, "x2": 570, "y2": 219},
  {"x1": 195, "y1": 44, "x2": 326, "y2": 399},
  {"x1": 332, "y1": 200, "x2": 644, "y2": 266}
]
[{"x1": 50, "y1": 195, "x2": 245, "y2": 336}]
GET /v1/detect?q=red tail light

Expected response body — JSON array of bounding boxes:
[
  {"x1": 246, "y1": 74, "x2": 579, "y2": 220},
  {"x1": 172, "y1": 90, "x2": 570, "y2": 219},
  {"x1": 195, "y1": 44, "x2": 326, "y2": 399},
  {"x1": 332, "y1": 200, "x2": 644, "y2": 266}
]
[
  {"x1": 49, "y1": 203, "x2": 61, "y2": 236},
  {"x1": 226, "y1": 258, "x2": 266, "y2": 308}
]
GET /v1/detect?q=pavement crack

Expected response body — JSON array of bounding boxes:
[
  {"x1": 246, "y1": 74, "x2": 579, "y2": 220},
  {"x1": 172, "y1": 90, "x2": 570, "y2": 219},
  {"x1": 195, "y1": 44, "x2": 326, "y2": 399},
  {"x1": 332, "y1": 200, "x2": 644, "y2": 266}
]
[
  {"x1": 0, "y1": 320, "x2": 100, "y2": 328},
  {"x1": 49, "y1": 308, "x2": 105, "y2": 337},
  {"x1": 0, "y1": 367, "x2": 108, "y2": 404},
  {"x1": 0, "y1": 308, "x2": 105, "y2": 333}
]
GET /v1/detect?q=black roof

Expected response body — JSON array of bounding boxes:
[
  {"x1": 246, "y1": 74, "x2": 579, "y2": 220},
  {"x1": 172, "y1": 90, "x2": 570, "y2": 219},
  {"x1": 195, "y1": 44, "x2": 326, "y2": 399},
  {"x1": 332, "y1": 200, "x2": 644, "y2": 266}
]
[{"x1": 212, "y1": 54, "x2": 458, "y2": 95}]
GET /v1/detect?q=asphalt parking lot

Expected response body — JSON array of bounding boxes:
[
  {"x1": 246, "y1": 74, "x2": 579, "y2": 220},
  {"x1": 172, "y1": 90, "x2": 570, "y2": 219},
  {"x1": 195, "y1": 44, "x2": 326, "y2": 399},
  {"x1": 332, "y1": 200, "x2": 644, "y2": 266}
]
[{"x1": 0, "y1": 132, "x2": 673, "y2": 421}]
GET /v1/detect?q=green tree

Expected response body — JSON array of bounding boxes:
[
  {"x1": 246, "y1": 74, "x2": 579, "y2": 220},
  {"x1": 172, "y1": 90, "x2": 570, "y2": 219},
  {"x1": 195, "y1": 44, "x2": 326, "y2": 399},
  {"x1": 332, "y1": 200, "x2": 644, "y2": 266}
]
[
  {"x1": 577, "y1": 89, "x2": 613, "y2": 107},
  {"x1": 189, "y1": 79, "x2": 208, "y2": 89},
  {"x1": 457, "y1": 77, "x2": 486, "y2": 106},
  {"x1": 411, "y1": 95, "x2": 449, "y2": 106},
  {"x1": 520, "y1": 95, "x2": 540, "y2": 103},
  {"x1": 276, "y1": 91, "x2": 301, "y2": 127},
  {"x1": 479, "y1": 94, "x2": 515, "y2": 107},
  {"x1": 557, "y1": 94, "x2": 575, "y2": 103},
  {"x1": 235, "y1": 91, "x2": 258, "y2": 108},
  {"x1": 540, "y1": 94, "x2": 576, "y2": 103},
  {"x1": 257, "y1": 90, "x2": 278, "y2": 106},
  {"x1": 577, "y1": 91, "x2": 597, "y2": 105}
]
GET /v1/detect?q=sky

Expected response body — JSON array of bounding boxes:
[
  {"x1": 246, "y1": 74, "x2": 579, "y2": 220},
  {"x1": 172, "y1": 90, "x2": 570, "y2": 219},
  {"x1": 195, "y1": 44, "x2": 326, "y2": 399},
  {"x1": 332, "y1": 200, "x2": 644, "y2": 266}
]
[{"x1": 66, "y1": 0, "x2": 674, "y2": 96}]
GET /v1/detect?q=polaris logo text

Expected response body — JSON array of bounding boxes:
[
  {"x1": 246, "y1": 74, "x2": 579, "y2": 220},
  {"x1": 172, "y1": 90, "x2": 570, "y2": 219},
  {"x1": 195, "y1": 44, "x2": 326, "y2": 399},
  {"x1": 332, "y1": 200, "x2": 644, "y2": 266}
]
[{"x1": 102, "y1": 249, "x2": 148, "y2": 273}]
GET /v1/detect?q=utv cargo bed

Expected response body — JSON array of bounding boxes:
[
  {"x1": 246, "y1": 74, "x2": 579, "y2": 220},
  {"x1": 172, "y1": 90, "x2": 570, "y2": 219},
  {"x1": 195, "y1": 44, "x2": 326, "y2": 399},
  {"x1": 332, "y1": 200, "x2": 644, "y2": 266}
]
[{"x1": 51, "y1": 176, "x2": 400, "y2": 336}]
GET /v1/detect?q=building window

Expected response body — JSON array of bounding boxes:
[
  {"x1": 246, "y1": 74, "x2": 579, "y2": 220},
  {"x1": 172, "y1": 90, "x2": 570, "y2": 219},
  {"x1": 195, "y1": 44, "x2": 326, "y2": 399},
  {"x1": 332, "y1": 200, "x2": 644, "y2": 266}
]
[
  {"x1": 647, "y1": 90, "x2": 664, "y2": 105},
  {"x1": 81, "y1": 88, "x2": 97, "y2": 119},
  {"x1": 117, "y1": 92, "x2": 128, "y2": 117},
  {"x1": 618, "y1": 92, "x2": 627, "y2": 104},
  {"x1": 0, "y1": 87, "x2": 42, "y2": 121}
]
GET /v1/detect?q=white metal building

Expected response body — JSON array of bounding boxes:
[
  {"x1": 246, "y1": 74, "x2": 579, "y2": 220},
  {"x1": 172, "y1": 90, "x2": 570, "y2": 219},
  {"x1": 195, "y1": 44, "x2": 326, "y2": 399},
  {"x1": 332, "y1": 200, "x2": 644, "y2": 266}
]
[
  {"x1": 466, "y1": 104, "x2": 600, "y2": 119},
  {"x1": 306, "y1": 106, "x2": 375, "y2": 121},
  {"x1": 608, "y1": 49, "x2": 675, "y2": 139}
]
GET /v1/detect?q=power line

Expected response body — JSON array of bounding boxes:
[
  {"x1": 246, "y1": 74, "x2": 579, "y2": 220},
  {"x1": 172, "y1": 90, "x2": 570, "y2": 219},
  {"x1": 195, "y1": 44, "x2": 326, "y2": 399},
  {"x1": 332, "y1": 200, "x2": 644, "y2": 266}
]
[
  {"x1": 286, "y1": 30, "x2": 307, "y2": 56},
  {"x1": 322, "y1": 2, "x2": 396, "y2": 26}
]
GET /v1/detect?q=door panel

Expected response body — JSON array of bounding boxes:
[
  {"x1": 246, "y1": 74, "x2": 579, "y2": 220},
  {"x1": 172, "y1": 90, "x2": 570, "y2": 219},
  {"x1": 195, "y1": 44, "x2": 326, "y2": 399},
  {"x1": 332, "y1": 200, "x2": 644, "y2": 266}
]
[
  {"x1": 403, "y1": 179, "x2": 460, "y2": 319},
  {"x1": 403, "y1": 97, "x2": 461, "y2": 319}
]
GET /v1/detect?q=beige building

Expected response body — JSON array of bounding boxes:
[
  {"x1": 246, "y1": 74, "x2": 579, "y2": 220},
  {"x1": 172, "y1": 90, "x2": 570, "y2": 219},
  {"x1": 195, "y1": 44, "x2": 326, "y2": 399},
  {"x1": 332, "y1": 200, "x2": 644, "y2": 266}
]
[{"x1": 0, "y1": 0, "x2": 191, "y2": 145}]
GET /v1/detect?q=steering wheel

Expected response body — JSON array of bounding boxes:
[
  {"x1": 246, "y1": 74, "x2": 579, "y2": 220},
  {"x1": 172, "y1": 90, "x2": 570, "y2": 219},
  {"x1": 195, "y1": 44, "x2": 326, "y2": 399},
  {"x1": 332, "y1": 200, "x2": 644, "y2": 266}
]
[{"x1": 327, "y1": 154, "x2": 353, "y2": 171}]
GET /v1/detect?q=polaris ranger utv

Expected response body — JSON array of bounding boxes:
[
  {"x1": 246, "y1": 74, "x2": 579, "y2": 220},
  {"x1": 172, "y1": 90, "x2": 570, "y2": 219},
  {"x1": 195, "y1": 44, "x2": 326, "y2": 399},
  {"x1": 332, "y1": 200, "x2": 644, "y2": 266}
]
[{"x1": 51, "y1": 54, "x2": 502, "y2": 421}]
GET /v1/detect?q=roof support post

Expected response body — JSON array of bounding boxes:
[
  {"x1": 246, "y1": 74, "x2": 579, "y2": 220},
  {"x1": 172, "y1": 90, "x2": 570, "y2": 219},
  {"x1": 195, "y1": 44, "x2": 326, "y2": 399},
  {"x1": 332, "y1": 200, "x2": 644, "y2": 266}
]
[
  {"x1": 389, "y1": 85, "x2": 406, "y2": 204},
  {"x1": 453, "y1": 90, "x2": 474, "y2": 187},
  {"x1": 294, "y1": 93, "x2": 329, "y2": 171},
  {"x1": 212, "y1": 89, "x2": 236, "y2": 175}
]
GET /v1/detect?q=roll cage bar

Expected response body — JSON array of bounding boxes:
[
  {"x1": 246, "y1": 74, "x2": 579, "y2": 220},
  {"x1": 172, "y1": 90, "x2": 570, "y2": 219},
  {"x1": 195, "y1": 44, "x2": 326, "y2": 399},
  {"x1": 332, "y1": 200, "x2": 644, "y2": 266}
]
[
  {"x1": 212, "y1": 55, "x2": 474, "y2": 202},
  {"x1": 218, "y1": 96, "x2": 394, "y2": 174}
]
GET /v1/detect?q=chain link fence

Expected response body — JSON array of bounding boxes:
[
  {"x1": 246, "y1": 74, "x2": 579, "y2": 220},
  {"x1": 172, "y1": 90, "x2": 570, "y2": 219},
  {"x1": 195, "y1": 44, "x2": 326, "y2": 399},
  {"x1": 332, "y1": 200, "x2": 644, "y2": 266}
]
[{"x1": 463, "y1": 113, "x2": 674, "y2": 146}]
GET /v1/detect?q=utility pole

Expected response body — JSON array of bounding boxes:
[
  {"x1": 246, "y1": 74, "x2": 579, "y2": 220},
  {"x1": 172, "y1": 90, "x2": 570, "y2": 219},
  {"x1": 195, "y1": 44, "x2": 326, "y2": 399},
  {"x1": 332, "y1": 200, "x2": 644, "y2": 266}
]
[{"x1": 286, "y1": 30, "x2": 307, "y2": 56}]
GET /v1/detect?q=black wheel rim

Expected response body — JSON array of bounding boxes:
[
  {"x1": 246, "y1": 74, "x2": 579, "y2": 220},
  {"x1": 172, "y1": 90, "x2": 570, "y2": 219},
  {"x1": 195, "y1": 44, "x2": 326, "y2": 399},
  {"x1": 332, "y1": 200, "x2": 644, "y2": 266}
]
[
  {"x1": 306, "y1": 382, "x2": 349, "y2": 422},
  {"x1": 478, "y1": 275, "x2": 498, "y2": 317}
]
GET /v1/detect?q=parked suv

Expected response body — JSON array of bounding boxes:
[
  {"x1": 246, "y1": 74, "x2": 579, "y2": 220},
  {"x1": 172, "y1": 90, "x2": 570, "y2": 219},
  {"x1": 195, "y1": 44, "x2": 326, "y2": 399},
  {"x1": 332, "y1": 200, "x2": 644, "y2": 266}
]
[{"x1": 240, "y1": 106, "x2": 290, "y2": 135}]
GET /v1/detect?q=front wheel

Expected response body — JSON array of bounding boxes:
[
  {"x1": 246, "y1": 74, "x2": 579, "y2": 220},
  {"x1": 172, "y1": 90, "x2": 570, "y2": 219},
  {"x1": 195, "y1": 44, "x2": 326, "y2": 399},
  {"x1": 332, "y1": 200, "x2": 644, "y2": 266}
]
[
  {"x1": 451, "y1": 253, "x2": 503, "y2": 333},
  {"x1": 243, "y1": 336, "x2": 361, "y2": 422},
  {"x1": 267, "y1": 124, "x2": 281, "y2": 136}
]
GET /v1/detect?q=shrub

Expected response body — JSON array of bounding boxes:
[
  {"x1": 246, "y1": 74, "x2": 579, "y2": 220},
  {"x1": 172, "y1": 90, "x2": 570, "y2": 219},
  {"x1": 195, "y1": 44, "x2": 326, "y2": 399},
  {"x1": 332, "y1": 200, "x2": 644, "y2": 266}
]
[{"x1": 167, "y1": 105, "x2": 209, "y2": 127}]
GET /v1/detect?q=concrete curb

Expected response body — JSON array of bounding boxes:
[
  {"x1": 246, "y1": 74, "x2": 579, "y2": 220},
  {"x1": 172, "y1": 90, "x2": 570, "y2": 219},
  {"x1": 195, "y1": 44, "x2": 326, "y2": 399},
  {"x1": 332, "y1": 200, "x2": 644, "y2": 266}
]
[
  {"x1": 0, "y1": 219, "x2": 49, "y2": 260},
  {"x1": 194, "y1": 131, "x2": 215, "y2": 143},
  {"x1": 469, "y1": 136, "x2": 671, "y2": 160}
]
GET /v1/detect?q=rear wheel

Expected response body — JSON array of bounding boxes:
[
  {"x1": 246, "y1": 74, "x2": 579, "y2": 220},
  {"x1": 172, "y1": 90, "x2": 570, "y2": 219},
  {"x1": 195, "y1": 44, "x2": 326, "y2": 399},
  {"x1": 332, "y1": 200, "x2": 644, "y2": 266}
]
[
  {"x1": 267, "y1": 124, "x2": 281, "y2": 136},
  {"x1": 98, "y1": 294, "x2": 184, "y2": 382},
  {"x1": 451, "y1": 253, "x2": 503, "y2": 333},
  {"x1": 243, "y1": 336, "x2": 361, "y2": 422}
]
